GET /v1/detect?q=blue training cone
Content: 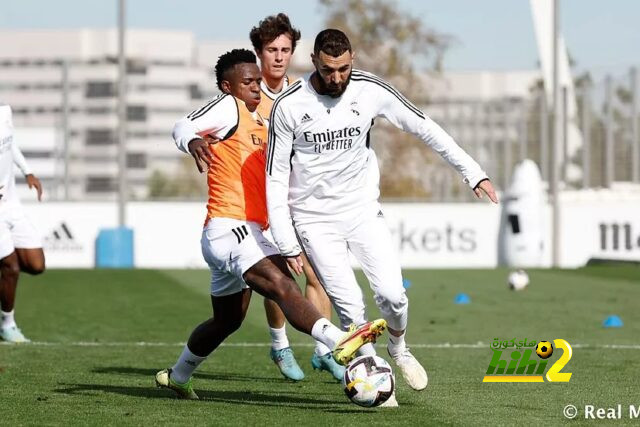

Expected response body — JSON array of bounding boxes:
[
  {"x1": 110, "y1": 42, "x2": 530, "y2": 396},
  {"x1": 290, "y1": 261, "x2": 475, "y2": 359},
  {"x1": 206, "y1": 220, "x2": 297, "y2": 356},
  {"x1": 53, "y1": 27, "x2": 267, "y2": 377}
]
[
  {"x1": 402, "y1": 278, "x2": 412, "y2": 289},
  {"x1": 454, "y1": 293, "x2": 471, "y2": 304},
  {"x1": 603, "y1": 315, "x2": 623, "y2": 328}
]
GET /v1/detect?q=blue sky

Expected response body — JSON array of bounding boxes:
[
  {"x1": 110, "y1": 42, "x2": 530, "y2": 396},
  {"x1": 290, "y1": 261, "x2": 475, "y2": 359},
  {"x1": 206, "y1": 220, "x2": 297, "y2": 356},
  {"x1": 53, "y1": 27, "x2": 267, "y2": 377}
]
[{"x1": 1, "y1": 0, "x2": 638, "y2": 79}]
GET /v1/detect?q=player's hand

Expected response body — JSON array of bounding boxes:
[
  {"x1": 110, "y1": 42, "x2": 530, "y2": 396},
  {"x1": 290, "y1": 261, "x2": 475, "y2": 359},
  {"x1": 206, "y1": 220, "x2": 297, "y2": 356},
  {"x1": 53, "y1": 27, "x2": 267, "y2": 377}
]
[
  {"x1": 25, "y1": 174, "x2": 43, "y2": 201},
  {"x1": 188, "y1": 135, "x2": 219, "y2": 173},
  {"x1": 285, "y1": 255, "x2": 304, "y2": 276},
  {"x1": 473, "y1": 179, "x2": 498, "y2": 204}
]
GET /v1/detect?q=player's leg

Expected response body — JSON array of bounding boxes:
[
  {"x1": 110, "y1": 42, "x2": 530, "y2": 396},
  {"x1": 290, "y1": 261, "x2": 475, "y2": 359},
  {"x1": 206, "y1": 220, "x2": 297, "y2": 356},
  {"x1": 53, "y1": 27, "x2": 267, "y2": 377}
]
[
  {"x1": 198, "y1": 218, "x2": 384, "y2": 366},
  {"x1": 0, "y1": 211, "x2": 44, "y2": 342},
  {"x1": 0, "y1": 215, "x2": 30, "y2": 343},
  {"x1": 156, "y1": 218, "x2": 254, "y2": 399},
  {"x1": 263, "y1": 297, "x2": 303, "y2": 380},
  {"x1": 347, "y1": 203, "x2": 427, "y2": 390},
  {"x1": 295, "y1": 222, "x2": 368, "y2": 330},
  {"x1": 0, "y1": 250, "x2": 28, "y2": 343},
  {"x1": 300, "y1": 251, "x2": 345, "y2": 380},
  {"x1": 296, "y1": 222, "x2": 380, "y2": 360},
  {"x1": 243, "y1": 253, "x2": 385, "y2": 365},
  {"x1": 301, "y1": 254, "x2": 332, "y2": 321},
  {"x1": 15, "y1": 248, "x2": 45, "y2": 275},
  {"x1": 9, "y1": 208, "x2": 44, "y2": 277},
  {"x1": 245, "y1": 255, "x2": 331, "y2": 334},
  {"x1": 0, "y1": 252, "x2": 20, "y2": 313},
  {"x1": 156, "y1": 288, "x2": 252, "y2": 399},
  {"x1": 263, "y1": 225, "x2": 298, "y2": 378}
]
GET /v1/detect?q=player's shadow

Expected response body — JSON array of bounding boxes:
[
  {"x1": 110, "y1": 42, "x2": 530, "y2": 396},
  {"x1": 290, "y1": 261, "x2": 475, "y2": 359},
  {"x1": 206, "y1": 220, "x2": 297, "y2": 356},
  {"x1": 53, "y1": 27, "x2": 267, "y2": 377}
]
[
  {"x1": 92, "y1": 366, "x2": 340, "y2": 386},
  {"x1": 92, "y1": 366, "x2": 291, "y2": 384},
  {"x1": 53, "y1": 383, "x2": 370, "y2": 413}
]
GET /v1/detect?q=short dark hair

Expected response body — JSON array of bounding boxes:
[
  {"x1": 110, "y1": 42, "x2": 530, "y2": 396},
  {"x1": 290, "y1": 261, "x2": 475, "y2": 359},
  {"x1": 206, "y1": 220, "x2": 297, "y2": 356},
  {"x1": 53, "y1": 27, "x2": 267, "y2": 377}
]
[
  {"x1": 214, "y1": 49, "x2": 257, "y2": 91},
  {"x1": 313, "y1": 29, "x2": 352, "y2": 57},
  {"x1": 249, "y1": 13, "x2": 301, "y2": 53}
]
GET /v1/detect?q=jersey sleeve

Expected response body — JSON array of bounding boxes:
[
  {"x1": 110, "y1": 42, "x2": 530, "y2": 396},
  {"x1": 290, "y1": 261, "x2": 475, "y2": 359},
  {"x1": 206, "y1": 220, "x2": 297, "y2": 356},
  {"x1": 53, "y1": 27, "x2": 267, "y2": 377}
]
[
  {"x1": 2, "y1": 105, "x2": 31, "y2": 175},
  {"x1": 172, "y1": 94, "x2": 237, "y2": 153},
  {"x1": 265, "y1": 100, "x2": 301, "y2": 257},
  {"x1": 11, "y1": 141, "x2": 32, "y2": 176},
  {"x1": 367, "y1": 73, "x2": 488, "y2": 188}
]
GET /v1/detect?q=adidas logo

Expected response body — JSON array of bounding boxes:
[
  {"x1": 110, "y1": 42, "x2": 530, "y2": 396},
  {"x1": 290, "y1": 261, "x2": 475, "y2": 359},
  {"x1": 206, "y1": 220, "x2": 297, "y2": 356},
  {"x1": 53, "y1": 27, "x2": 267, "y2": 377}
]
[
  {"x1": 377, "y1": 210, "x2": 384, "y2": 218},
  {"x1": 46, "y1": 222, "x2": 73, "y2": 241},
  {"x1": 44, "y1": 222, "x2": 82, "y2": 251},
  {"x1": 301, "y1": 113, "x2": 312, "y2": 123}
]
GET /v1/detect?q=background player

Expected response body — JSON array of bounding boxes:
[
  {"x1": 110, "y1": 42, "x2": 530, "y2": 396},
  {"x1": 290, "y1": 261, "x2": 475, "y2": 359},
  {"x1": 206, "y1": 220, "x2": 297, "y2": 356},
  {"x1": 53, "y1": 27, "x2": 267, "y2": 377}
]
[
  {"x1": 250, "y1": 13, "x2": 342, "y2": 381},
  {"x1": 0, "y1": 102, "x2": 46, "y2": 343}
]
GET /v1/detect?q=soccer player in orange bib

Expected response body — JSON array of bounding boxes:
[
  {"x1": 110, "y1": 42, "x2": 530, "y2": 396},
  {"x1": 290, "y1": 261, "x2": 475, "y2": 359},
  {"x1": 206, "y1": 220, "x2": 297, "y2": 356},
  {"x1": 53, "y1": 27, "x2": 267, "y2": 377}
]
[
  {"x1": 250, "y1": 13, "x2": 343, "y2": 381},
  {"x1": 155, "y1": 49, "x2": 386, "y2": 399}
]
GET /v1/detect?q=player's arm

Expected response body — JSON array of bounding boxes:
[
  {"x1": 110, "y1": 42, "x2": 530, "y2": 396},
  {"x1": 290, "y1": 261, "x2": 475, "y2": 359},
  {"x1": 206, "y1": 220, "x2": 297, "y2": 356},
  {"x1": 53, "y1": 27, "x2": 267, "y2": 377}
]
[
  {"x1": 172, "y1": 94, "x2": 233, "y2": 173},
  {"x1": 11, "y1": 140, "x2": 43, "y2": 201},
  {"x1": 265, "y1": 104, "x2": 303, "y2": 274},
  {"x1": 372, "y1": 75, "x2": 498, "y2": 203}
]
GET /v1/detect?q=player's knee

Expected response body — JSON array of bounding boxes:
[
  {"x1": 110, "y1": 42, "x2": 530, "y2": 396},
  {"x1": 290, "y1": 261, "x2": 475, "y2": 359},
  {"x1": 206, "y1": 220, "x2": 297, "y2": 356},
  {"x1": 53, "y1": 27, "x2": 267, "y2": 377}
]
[
  {"x1": 305, "y1": 275, "x2": 322, "y2": 289},
  {"x1": 269, "y1": 276, "x2": 300, "y2": 302},
  {"x1": 376, "y1": 290, "x2": 407, "y2": 314},
  {"x1": 24, "y1": 260, "x2": 45, "y2": 275}
]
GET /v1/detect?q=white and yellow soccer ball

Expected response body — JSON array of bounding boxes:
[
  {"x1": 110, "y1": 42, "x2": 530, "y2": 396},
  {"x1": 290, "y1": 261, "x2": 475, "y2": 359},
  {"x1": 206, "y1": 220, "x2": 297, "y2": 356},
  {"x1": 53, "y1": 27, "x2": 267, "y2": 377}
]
[
  {"x1": 508, "y1": 269, "x2": 530, "y2": 291},
  {"x1": 343, "y1": 355, "x2": 394, "y2": 407}
]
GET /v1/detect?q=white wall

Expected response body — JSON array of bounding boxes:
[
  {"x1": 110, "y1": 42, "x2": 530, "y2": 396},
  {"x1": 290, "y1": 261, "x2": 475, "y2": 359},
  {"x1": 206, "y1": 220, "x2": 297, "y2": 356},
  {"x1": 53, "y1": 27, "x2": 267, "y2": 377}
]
[
  {"x1": 382, "y1": 203, "x2": 501, "y2": 268},
  {"x1": 559, "y1": 201, "x2": 640, "y2": 267},
  {"x1": 19, "y1": 201, "x2": 640, "y2": 269}
]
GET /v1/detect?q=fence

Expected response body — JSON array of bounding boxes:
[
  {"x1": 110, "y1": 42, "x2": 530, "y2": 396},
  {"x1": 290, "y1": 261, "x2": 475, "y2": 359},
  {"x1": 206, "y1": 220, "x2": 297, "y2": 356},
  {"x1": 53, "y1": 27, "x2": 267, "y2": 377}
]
[{"x1": 418, "y1": 67, "x2": 639, "y2": 202}]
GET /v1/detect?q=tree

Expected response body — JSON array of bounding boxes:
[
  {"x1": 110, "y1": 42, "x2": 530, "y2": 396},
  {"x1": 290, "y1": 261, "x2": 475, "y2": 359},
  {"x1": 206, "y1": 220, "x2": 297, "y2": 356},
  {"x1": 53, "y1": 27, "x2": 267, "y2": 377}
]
[
  {"x1": 147, "y1": 157, "x2": 208, "y2": 199},
  {"x1": 320, "y1": 0, "x2": 460, "y2": 199},
  {"x1": 320, "y1": 0, "x2": 451, "y2": 79}
]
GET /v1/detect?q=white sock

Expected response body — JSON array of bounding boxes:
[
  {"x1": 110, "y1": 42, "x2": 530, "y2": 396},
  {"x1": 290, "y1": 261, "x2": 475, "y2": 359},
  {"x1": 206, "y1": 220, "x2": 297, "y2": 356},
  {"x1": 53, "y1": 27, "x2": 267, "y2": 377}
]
[
  {"x1": 170, "y1": 345, "x2": 207, "y2": 384},
  {"x1": 311, "y1": 318, "x2": 343, "y2": 350},
  {"x1": 1, "y1": 310, "x2": 16, "y2": 329},
  {"x1": 314, "y1": 340, "x2": 331, "y2": 357},
  {"x1": 388, "y1": 332, "x2": 407, "y2": 357},
  {"x1": 269, "y1": 325, "x2": 290, "y2": 351},
  {"x1": 357, "y1": 343, "x2": 377, "y2": 356}
]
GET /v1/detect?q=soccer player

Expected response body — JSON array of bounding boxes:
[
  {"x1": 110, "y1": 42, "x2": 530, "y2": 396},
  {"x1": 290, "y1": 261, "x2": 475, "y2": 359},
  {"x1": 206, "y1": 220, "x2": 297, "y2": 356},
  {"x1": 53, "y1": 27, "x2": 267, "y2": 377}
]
[
  {"x1": 0, "y1": 102, "x2": 46, "y2": 343},
  {"x1": 155, "y1": 49, "x2": 386, "y2": 400},
  {"x1": 266, "y1": 30, "x2": 498, "y2": 392},
  {"x1": 250, "y1": 13, "x2": 343, "y2": 381}
]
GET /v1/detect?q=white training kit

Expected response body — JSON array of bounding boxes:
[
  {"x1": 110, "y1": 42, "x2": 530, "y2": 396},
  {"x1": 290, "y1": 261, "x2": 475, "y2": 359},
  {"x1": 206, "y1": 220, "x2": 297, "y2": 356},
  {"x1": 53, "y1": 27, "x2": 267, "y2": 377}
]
[
  {"x1": 266, "y1": 70, "x2": 488, "y2": 333},
  {"x1": 0, "y1": 104, "x2": 41, "y2": 259}
]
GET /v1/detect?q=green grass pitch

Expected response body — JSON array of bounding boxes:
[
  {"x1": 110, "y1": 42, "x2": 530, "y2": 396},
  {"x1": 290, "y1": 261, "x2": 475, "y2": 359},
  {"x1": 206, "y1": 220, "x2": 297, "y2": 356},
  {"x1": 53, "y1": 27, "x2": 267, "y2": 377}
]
[{"x1": 1, "y1": 266, "x2": 639, "y2": 425}]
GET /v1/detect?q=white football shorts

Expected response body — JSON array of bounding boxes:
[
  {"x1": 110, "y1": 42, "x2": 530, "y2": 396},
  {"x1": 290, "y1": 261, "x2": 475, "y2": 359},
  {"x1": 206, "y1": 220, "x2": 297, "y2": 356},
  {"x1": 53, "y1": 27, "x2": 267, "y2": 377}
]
[
  {"x1": 0, "y1": 202, "x2": 43, "y2": 259},
  {"x1": 295, "y1": 202, "x2": 407, "y2": 331},
  {"x1": 200, "y1": 217, "x2": 279, "y2": 297}
]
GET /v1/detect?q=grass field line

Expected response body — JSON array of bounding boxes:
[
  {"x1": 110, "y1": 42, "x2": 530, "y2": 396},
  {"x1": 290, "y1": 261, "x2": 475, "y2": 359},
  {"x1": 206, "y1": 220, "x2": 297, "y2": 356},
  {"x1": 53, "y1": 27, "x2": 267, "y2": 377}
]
[{"x1": 3, "y1": 341, "x2": 640, "y2": 349}]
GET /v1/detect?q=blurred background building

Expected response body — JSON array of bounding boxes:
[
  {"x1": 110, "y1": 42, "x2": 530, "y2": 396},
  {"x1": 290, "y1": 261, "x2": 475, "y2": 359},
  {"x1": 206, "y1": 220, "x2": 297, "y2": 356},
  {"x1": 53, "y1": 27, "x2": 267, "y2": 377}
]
[{"x1": 0, "y1": 0, "x2": 638, "y2": 203}]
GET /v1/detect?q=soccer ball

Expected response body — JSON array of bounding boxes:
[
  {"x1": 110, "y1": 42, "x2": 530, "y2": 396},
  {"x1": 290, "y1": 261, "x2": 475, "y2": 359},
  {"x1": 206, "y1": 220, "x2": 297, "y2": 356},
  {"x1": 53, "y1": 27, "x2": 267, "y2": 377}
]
[
  {"x1": 536, "y1": 341, "x2": 554, "y2": 359},
  {"x1": 343, "y1": 355, "x2": 394, "y2": 407},
  {"x1": 508, "y1": 269, "x2": 529, "y2": 291}
]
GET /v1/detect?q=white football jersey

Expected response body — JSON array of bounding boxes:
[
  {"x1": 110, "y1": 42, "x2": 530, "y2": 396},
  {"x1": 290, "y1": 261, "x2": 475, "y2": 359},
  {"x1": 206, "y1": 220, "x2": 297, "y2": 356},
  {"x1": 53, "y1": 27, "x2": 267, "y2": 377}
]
[
  {"x1": 266, "y1": 70, "x2": 488, "y2": 256},
  {"x1": 0, "y1": 104, "x2": 31, "y2": 205}
]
